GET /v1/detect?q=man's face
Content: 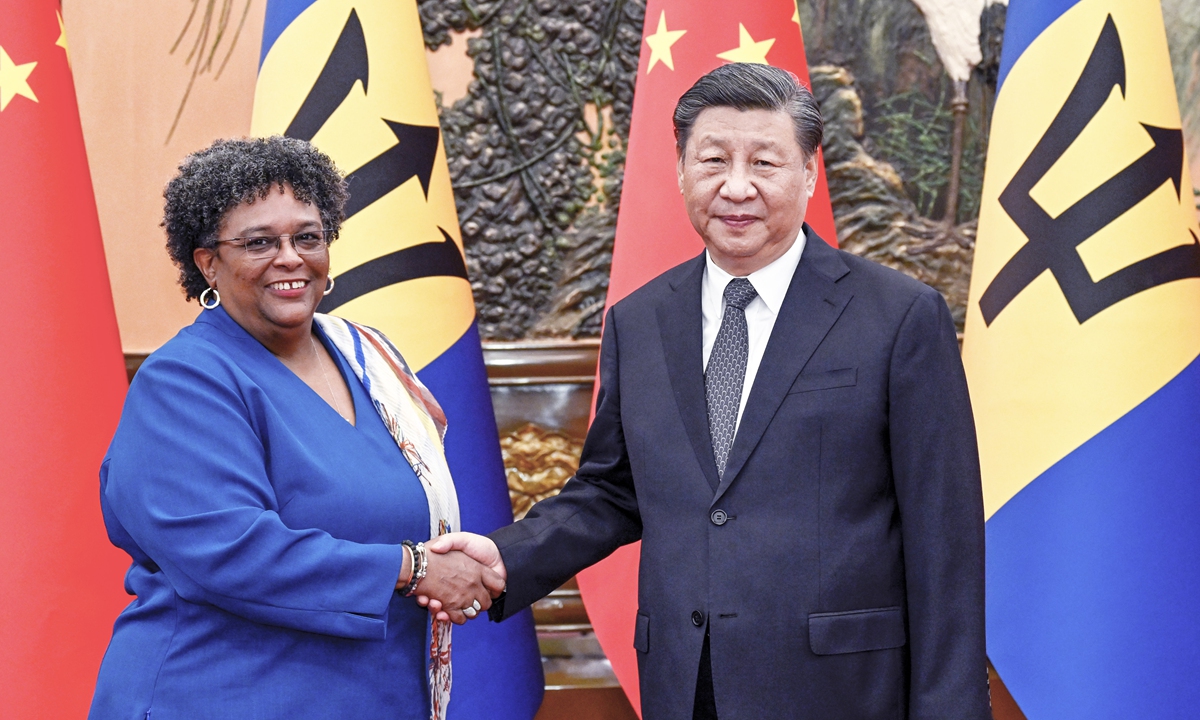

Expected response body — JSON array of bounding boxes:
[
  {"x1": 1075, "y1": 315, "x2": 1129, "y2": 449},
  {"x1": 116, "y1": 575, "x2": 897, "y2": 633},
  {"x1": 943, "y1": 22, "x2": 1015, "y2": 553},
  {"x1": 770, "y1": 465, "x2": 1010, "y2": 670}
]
[{"x1": 677, "y1": 106, "x2": 819, "y2": 276}]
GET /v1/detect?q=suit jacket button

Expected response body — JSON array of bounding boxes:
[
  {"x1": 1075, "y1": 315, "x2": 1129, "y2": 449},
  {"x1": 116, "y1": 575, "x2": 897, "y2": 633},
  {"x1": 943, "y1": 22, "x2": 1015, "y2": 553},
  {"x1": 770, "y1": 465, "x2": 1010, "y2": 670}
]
[
  {"x1": 691, "y1": 611, "x2": 705, "y2": 627},
  {"x1": 710, "y1": 509, "x2": 728, "y2": 526}
]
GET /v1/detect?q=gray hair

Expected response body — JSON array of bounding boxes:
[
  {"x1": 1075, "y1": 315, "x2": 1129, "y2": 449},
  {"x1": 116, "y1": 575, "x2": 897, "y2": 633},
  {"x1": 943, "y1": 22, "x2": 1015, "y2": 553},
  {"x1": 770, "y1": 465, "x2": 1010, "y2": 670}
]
[{"x1": 673, "y1": 63, "x2": 824, "y2": 157}]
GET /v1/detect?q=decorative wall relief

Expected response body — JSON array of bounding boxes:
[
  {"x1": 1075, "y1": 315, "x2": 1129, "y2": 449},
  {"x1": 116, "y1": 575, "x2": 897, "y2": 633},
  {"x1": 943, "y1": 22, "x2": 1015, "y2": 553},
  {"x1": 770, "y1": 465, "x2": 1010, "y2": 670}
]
[
  {"x1": 420, "y1": 0, "x2": 645, "y2": 340},
  {"x1": 484, "y1": 341, "x2": 596, "y2": 519},
  {"x1": 500, "y1": 423, "x2": 584, "y2": 520}
]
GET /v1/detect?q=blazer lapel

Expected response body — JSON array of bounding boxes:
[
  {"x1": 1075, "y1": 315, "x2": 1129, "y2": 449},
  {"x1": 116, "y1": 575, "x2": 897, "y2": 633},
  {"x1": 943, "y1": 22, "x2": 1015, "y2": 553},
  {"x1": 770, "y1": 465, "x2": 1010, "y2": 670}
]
[
  {"x1": 713, "y1": 230, "x2": 853, "y2": 504},
  {"x1": 657, "y1": 254, "x2": 722, "y2": 493}
]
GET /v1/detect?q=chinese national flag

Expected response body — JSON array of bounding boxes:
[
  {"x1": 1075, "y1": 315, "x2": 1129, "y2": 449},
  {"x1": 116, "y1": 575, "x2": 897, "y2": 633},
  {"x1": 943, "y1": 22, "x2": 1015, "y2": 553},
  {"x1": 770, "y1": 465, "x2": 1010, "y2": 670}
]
[
  {"x1": 575, "y1": 0, "x2": 836, "y2": 714},
  {"x1": 0, "y1": 1, "x2": 132, "y2": 716}
]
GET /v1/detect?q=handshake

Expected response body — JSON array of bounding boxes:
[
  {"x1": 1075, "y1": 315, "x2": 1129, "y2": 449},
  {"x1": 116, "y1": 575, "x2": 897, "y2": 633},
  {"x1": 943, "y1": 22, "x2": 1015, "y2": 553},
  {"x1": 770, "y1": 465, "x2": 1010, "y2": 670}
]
[{"x1": 403, "y1": 533, "x2": 507, "y2": 625}]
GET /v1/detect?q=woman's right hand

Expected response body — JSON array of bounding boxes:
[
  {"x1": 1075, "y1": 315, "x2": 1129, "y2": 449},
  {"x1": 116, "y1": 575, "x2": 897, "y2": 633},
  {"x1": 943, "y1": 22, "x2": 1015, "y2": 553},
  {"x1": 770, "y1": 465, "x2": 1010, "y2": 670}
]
[{"x1": 414, "y1": 549, "x2": 504, "y2": 625}]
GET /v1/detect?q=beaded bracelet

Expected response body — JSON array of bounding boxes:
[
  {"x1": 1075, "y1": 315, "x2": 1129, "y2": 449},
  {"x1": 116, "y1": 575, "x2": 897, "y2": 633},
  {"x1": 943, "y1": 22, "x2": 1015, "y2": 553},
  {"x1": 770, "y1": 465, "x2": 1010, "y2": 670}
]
[{"x1": 400, "y1": 540, "x2": 427, "y2": 597}]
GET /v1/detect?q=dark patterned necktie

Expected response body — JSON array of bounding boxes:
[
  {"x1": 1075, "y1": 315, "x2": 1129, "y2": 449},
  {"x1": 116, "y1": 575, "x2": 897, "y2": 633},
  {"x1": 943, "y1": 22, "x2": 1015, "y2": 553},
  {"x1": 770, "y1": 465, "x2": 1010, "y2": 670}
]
[{"x1": 705, "y1": 278, "x2": 758, "y2": 479}]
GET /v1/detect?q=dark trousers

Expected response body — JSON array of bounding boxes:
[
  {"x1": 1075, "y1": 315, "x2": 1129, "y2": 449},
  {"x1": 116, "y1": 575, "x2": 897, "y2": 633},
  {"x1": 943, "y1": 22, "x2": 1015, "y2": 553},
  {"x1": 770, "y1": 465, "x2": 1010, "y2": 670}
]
[{"x1": 693, "y1": 632, "x2": 718, "y2": 720}]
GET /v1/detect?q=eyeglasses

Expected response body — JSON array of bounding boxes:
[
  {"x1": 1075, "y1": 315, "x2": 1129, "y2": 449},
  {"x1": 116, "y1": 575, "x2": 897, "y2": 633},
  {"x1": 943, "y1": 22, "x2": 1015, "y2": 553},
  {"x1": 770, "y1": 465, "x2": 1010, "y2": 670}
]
[{"x1": 215, "y1": 230, "x2": 332, "y2": 260}]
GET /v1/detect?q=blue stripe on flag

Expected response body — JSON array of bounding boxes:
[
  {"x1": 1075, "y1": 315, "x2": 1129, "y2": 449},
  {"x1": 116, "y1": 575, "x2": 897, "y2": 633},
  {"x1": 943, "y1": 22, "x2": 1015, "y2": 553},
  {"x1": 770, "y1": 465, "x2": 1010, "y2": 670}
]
[
  {"x1": 418, "y1": 322, "x2": 545, "y2": 719},
  {"x1": 997, "y1": 0, "x2": 1081, "y2": 92},
  {"x1": 986, "y1": 354, "x2": 1200, "y2": 719},
  {"x1": 260, "y1": 0, "x2": 319, "y2": 67}
]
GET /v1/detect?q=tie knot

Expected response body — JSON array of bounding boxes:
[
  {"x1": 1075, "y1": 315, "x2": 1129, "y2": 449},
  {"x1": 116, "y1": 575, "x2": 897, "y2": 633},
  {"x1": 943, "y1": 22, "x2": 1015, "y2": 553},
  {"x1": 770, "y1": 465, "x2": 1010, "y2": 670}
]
[{"x1": 723, "y1": 278, "x2": 758, "y2": 310}]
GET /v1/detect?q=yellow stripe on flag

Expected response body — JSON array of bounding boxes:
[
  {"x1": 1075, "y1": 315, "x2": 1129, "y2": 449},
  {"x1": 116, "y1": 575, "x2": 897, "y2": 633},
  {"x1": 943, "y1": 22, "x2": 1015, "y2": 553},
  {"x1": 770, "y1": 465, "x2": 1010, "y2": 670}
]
[
  {"x1": 251, "y1": 0, "x2": 472, "y2": 371},
  {"x1": 963, "y1": 0, "x2": 1200, "y2": 519}
]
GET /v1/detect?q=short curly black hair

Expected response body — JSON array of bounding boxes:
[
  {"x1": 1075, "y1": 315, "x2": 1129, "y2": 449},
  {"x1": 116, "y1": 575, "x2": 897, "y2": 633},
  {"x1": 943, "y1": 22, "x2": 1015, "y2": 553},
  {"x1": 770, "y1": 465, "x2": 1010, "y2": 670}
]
[{"x1": 163, "y1": 135, "x2": 349, "y2": 301}]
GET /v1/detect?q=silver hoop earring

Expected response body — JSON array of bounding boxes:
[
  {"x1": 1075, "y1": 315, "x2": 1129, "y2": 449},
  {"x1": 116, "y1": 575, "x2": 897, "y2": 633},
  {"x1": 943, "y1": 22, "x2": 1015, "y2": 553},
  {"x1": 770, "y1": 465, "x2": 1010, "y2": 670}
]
[
  {"x1": 324, "y1": 277, "x2": 335, "y2": 296},
  {"x1": 200, "y1": 287, "x2": 221, "y2": 309}
]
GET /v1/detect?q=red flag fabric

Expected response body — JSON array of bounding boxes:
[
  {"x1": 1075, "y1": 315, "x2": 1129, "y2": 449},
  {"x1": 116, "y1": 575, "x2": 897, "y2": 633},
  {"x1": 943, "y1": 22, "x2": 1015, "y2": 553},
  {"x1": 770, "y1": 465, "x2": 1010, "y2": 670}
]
[
  {"x1": 575, "y1": 2, "x2": 837, "y2": 714},
  {"x1": 0, "y1": 2, "x2": 132, "y2": 716}
]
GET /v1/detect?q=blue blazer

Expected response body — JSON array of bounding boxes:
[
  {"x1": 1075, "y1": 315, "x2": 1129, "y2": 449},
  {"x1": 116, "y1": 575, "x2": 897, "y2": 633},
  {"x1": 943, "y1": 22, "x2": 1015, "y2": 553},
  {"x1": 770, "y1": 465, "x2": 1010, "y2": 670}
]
[
  {"x1": 491, "y1": 229, "x2": 990, "y2": 720},
  {"x1": 90, "y1": 308, "x2": 431, "y2": 720}
]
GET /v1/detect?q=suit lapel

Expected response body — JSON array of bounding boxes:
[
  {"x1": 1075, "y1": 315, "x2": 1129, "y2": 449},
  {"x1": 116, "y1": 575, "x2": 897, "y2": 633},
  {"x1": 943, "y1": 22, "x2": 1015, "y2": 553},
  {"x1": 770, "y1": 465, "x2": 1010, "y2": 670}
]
[
  {"x1": 657, "y1": 254, "x2": 722, "y2": 492},
  {"x1": 713, "y1": 231, "x2": 853, "y2": 504}
]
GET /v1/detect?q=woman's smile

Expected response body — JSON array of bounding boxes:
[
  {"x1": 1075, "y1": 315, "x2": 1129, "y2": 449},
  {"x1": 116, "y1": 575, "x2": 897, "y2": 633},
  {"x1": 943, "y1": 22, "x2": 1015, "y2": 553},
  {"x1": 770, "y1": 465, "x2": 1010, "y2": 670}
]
[
  {"x1": 195, "y1": 184, "x2": 330, "y2": 350},
  {"x1": 266, "y1": 278, "x2": 312, "y2": 297}
]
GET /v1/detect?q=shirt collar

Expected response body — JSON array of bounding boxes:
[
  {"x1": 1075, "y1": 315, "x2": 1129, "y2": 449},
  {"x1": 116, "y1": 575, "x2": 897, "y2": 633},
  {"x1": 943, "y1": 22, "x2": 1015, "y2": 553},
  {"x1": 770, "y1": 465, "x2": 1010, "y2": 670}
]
[{"x1": 704, "y1": 226, "x2": 807, "y2": 315}]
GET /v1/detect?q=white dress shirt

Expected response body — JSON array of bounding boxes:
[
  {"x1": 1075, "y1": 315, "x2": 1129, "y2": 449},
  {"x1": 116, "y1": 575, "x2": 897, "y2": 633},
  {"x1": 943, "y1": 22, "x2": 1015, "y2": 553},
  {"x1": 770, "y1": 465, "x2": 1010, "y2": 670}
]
[{"x1": 702, "y1": 228, "x2": 807, "y2": 429}]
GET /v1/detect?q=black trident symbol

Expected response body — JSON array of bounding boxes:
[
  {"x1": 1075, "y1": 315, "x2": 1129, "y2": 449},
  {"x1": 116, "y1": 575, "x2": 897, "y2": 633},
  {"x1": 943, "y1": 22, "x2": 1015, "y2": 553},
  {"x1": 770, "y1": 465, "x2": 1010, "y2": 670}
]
[
  {"x1": 979, "y1": 15, "x2": 1200, "y2": 326},
  {"x1": 283, "y1": 9, "x2": 468, "y2": 312}
]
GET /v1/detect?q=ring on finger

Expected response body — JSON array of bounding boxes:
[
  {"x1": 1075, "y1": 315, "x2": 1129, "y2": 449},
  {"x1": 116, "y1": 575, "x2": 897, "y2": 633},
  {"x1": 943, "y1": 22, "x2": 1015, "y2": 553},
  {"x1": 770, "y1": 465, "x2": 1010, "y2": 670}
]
[
  {"x1": 471, "y1": 600, "x2": 482, "y2": 612},
  {"x1": 463, "y1": 606, "x2": 478, "y2": 618}
]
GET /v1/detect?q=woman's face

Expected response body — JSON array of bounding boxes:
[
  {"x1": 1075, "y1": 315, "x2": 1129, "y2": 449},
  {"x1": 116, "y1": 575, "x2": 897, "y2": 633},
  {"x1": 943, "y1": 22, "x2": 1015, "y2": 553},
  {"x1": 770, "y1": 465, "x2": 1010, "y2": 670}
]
[{"x1": 193, "y1": 184, "x2": 329, "y2": 345}]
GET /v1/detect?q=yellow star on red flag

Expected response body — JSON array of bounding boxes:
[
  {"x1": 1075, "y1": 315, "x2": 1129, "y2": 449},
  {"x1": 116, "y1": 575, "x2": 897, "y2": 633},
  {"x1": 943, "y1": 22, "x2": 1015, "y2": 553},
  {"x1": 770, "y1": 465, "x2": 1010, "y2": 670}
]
[
  {"x1": 645, "y1": 10, "x2": 686, "y2": 73},
  {"x1": 0, "y1": 45, "x2": 38, "y2": 111},
  {"x1": 57, "y1": 11, "x2": 71, "y2": 67},
  {"x1": 717, "y1": 23, "x2": 775, "y2": 65}
]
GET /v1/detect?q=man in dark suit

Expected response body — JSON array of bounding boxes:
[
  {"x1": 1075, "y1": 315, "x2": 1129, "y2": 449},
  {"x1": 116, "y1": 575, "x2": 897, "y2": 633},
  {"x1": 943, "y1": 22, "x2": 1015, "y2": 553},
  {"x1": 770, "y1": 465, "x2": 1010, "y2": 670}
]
[{"x1": 427, "y1": 63, "x2": 990, "y2": 720}]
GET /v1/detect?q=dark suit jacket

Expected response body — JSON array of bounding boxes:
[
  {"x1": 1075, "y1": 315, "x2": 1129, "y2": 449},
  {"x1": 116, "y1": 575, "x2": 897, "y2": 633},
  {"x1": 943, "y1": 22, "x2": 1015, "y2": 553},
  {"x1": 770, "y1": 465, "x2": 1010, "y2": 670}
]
[{"x1": 490, "y1": 227, "x2": 990, "y2": 720}]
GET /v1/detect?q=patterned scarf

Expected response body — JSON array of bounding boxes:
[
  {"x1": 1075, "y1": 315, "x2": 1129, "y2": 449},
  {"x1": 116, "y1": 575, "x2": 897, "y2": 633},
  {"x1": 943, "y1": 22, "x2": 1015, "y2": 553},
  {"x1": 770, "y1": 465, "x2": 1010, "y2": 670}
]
[{"x1": 314, "y1": 314, "x2": 460, "y2": 720}]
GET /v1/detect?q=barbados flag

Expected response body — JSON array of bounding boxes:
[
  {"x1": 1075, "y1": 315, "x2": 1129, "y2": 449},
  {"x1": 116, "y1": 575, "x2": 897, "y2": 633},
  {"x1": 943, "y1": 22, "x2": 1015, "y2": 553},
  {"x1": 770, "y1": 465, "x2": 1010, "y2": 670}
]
[
  {"x1": 964, "y1": 1, "x2": 1200, "y2": 717},
  {"x1": 251, "y1": 2, "x2": 543, "y2": 717}
]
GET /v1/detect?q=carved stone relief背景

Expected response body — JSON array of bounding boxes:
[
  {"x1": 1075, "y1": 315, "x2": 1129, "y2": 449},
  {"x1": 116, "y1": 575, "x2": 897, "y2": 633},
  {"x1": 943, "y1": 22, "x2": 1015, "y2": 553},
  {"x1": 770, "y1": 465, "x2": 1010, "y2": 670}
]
[
  {"x1": 501, "y1": 422, "x2": 584, "y2": 520},
  {"x1": 420, "y1": 0, "x2": 645, "y2": 340}
]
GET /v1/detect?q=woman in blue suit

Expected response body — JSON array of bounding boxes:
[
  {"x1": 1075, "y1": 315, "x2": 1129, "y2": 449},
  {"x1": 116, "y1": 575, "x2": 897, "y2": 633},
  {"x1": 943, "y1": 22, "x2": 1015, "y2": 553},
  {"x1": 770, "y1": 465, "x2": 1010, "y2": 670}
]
[{"x1": 90, "y1": 136, "x2": 501, "y2": 720}]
